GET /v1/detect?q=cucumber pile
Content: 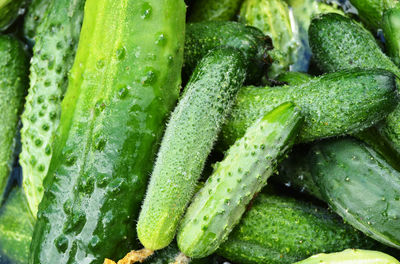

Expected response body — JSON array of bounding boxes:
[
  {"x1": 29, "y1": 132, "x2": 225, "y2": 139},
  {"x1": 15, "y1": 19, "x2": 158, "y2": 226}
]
[{"x1": 1, "y1": 0, "x2": 400, "y2": 264}]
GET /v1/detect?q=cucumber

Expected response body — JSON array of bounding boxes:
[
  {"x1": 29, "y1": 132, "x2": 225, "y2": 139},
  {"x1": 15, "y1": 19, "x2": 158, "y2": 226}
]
[
  {"x1": 0, "y1": 35, "x2": 29, "y2": 203},
  {"x1": 184, "y1": 21, "x2": 272, "y2": 83},
  {"x1": 189, "y1": 0, "x2": 244, "y2": 22},
  {"x1": 137, "y1": 47, "x2": 246, "y2": 251},
  {"x1": 20, "y1": 0, "x2": 85, "y2": 218},
  {"x1": 0, "y1": 0, "x2": 28, "y2": 31},
  {"x1": 217, "y1": 191, "x2": 377, "y2": 264},
  {"x1": 383, "y1": 6, "x2": 400, "y2": 68},
  {"x1": 177, "y1": 103, "x2": 303, "y2": 258},
  {"x1": 220, "y1": 69, "x2": 398, "y2": 148},
  {"x1": 295, "y1": 249, "x2": 399, "y2": 264},
  {"x1": 239, "y1": 0, "x2": 298, "y2": 77},
  {"x1": 0, "y1": 187, "x2": 35, "y2": 264},
  {"x1": 23, "y1": 0, "x2": 50, "y2": 45},
  {"x1": 30, "y1": 0, "x2": 186, "y2": 262},
  {"x1": 275, "y1": 71, "x2": 313, "y2": 85}
]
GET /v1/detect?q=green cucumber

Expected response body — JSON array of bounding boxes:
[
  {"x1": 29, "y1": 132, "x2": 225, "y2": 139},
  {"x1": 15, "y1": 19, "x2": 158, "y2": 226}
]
[
  {"x1": 137, "y1": 47, "x2": 246, "y2": 251},
  {"x1": 0, "y1": 187, "x2": 35, "y2": 264},
  {"x1": 0, "y1": 35, "x2": 29, "y2": 203},
  {"x1": 0, "y1": 0, "x2": 28, "y2": 31},
  {"x1": 30, "y1": 0, "x2": 186, "y2": 262},
  {"x1": 295, "y1": 249, "x2": 399, "y2": 264},
  {"x1": 20, "y1": 0, "x2": 85, "y2": 218},
  {"x1": 189, "y1": 0, "x2": 244, "y2": 22},
  {"x1": 275, "y1": 71, "x2": 313, "y2": 85},
  {"x1": 383, "y1": 6, "x2": 400, "y2": 67},
  {"x1": 239, "y1": 0, "x2": 298, "y2": 77},
  {"x1": 23, "y1": 0, "x2": 50, "y2": 45},
  {"x1": 220, "y1": 69, "x2": 398, "y2": 148},
  {"x1": 177, "y1": 103, "x2": 302, "y2": 258},
  {"x1": 217, "y1": 191, "x2": 377, "y2": 264},
  {"x1": 184, "y1": 21, "x2": 272, "y2": 83}
]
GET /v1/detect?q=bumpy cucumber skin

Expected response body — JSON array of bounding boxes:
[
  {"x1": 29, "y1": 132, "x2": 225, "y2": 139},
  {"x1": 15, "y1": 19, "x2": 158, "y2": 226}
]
[
  {"x1": 295, "y1": 249, "x2": 399, "y2": 264},
  {"x1": 217, "y1": 192, "x2": 377, "y2": 264},
  {"x1": 20, "y1": 0, "x2": 85, "y2": 218},
  {"x1": 0, "y1": 0, "x2": 28, "y2": 31},
  {"x1": 184, "y1": 21, "x2": 271, "y2": 84},
  {"x1": 23, "y1": 0, "x2": 50, "y2": 45},
  {"x1": 137, "y1": 47, "x2": 246, "y2": 251},
  {"x1": 275, "y1": 71, "x2": 313, "y2": 85},
  {"x1": 221, "y1": 69, "x2": 398, "y2": 148},
  {"x1": 177, "y1": 103, "x2": 302, "y2": 258},
  {"x1": 383, "y1": 7, "x2": 400, "y2": 67},
  {"x1": 239, "y1": 0, "x2": 297, "y2": 77},
  {"x1": 0, "y1": 188, "x2": 35, "y2": 264},
  {"x1": 189, "y1": 0, "x2": 244, "y2": 22},
  {"x1": 30, "y1": 0, "x2": 186, "y2": 263},
  {"x1": 0, "y1": 35, "x2": 29, "y2": 202}
]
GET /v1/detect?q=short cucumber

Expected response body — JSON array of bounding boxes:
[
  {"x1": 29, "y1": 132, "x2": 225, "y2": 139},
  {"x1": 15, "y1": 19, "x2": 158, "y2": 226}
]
[
  {"x1": 20, "y1": 0, "x2": 85, "y2": 218},
  {"x1": 184, "y1": 21, "x2": 272, "y2": 83},
  {"x1": 220, "y1": 69, "x2": 398, "y2": 148},
  {"x1": 295, "y1": 249, "x2": 399, "y2": 264},
  {"x1": 30, "y1": 0, "x2": 186, "y2": 262},
  {"x1": 239, "y1": 0, "x2": 298, "y2": 77},
  {"x1": 383, "y1": 6, "x2": 400, "y2": 67},
  {"x1": 177, "y1": 102, "x2": 303, "y2": 258},
  {"x1": 23, "y1": 0, "x2": 51, "y2": 45},
  {"x1": 137, "y1": 47, "x2": 246, "y2": 251},
  {"x1": 217, "y1": 191, "x2": 378, "y2": 264},
  {"x1": 189, "y1": 0, "x2": 244, "y2": 22},
  {"x1": 0, "y1": 35, "x2": 29, "y2": 203},
  {"x1": 0, "y1": 0, "x2": 28, "y2": 31}
]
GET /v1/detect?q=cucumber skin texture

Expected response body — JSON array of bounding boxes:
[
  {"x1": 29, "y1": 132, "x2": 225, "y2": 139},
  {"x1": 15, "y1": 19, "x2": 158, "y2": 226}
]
[
  {"x1": 30, "y1": 0, "x2": 186, "y2": 263},
  {"x1": 0, "y1": 35, "x2": 29, "y2": 202},
  {"x1": 239, "y1": 0, "x2": 297, "y2": 77},
  {"x1": 383, "y1": 7, "x2": 400, "y2": 67},
  {"x1": 184, "y1": 21, "x2": 272, "y2": 84},
  {"x1": 0, "y1": 187, "x2": 35, "y2": 264},
  {"x1": 20, "y1": 0, "x2": 85, "y2": 218},
  {"x1": 189, "y1": 0, "x2": 244, "y2": 22},
  {"x1": 23, "y1": 0, "x2": 51, "y2": 45},
  {"x1": 217, "y1": 192, "x2": 377, "y2": 264},
  {"x1": 178, "y1": 103, "x2": 302, "y2": 258},
  {"x1": 0, "y1": 0, "x2": 28, "y2": 31},
  {"x1": 295, "y1": 249, "x2": 400, "y2": 264},
  {"x1": 220, "y1": 69, "x2": 398, "y2": 148},
  {"x1": 275, "y1": 72, "x2": 313, "y2": 86},
  {"x1": 137, "y1": 47, "x2": 246, "y2": 251}
]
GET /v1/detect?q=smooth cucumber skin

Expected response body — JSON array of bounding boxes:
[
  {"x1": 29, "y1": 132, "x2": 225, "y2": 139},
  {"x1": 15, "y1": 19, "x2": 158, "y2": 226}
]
[
  {"x1": 20, "y1": 0, "x2": 85, "y2": 218},
  {"x1": 220, "y1": 69, "x2": 398, "y2": 148},
  {"x1": 383, "y1": 7, "x2": 400, "y2": 67},
  {"x1": 189, "y1": 0, "x2": 244, "y2": 22},
  {"x1": 178, "y1": 103, "x2": 303, "y2": 258},
  {"x1": 0, "y1": 0, "x2": 28, "y2": 31},
  {"x1": 30, "y1": 0, "x2": 186, "y2": 263},
  {"x1": 0, "y1": 35, "x2": 29, "y2": 202},
  {"x1": 217, "y1": 192, "x2": 377, "y2": 264},
  {"x1": 275, "y1": 72, "x2": 313, "y2": 85},
  {"x1": 184, "y1": 21, "x2": 272, "y2": 83},
  {"x1": 295, "y1": 249, "x2": 400, "y2": 264},
  {"x1": 137, "y1": 47, "x2": 246, "y2": 251},
  {"x1": 23, "y1": 0, "x2": 51, "y2": 45}
]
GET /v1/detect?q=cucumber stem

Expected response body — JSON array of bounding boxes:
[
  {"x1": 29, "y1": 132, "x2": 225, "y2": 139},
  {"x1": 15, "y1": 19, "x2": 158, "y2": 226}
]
[{"x1": 104, "y1": 248, "x2": 154, "y2": 264}]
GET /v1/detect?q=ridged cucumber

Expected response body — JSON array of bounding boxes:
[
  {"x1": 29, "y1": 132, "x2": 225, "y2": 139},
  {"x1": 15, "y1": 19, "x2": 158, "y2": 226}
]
[
  {"x1": 30, "y1": 0, "x2": 186, "y2": 262},
  {"x1": 23, "y1": 0, "x2": 50, "y2": 45},
  {"x1": 217, "y1": 191, "x2": 377, "y2": 264},
  {"x1": 383, "y1": 6, "x2": 400, "y2": 67},
  {"x1": 220, "y1": 69, "x2": 398, "y2": 148},
  {"x1": 184, "y1": 21, "x2": 272, "y2": 83},
  {"x1": 177, "y1": 102, "x2": 303, "y2": 258},
  {"x1": 189, "y1": 0, "x2": 244, "y2": 22},
  {"x1": 239, "y1": 0, "x2": 298, "y2": 77},
  {"x1": 137, "y1": 47, "x2": 246, "y2": 251},
  {"x1": 0, "y1": 35, "x2": 29, "y2": 202},
  {"x1": 20, "y1": 0, "x2": 85, "y2": 218},
  {"x1": 0, "y1": 0, "x2": 28, "y2": 31},
  {"x1": 295, "y1": 249, "x2": 399, "y2": 264}
]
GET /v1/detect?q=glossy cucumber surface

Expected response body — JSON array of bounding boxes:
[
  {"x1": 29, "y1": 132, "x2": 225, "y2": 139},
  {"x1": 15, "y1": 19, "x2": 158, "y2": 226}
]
[
  {"x1": 0, "y1": 0, "x2": 28, "y2": 31},
  {"x1": 189, "y1": 0, "x2": 244, "y2": 22}
]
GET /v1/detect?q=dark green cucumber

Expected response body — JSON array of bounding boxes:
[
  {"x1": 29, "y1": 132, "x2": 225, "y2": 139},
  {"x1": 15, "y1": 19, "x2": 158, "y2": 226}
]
[
  {"x1": 178, "y1": 103, "x2": 303, "y2": 258},
  {"x1": 0, "y1": 35, "x2": 29, "y2": 203},
  {"x1": 20, "y1": 0, "x2": 85, "y2": 218},
  {"x1": 0, "y1": 0, "x2": 28, "y2": 31},
  {"x1": 295, "y1": 249, "x2": 399, "y2": 264},
  {"x1": 184, "y1": 21, "x2": 272, "y2": 83},
  {"x1": 275, "y1": 71, "x2": 313, "y2": 85},
  {"x1": 189, "y1": 0, "x2": 244, "y2": 22},
  {"x1": 0, "y1": 187, "x2": 35, "y2": 264},
  {"x1": 23, "y1": 0, "x2": 50, "y2": 45},
  {"x1": 220, "y1": 69, "x2": 398, "y2": 148},
  {"x1": 239, "y1": 0, "x2": 298, "y2": 77},
  {"x1": 383, "y1": 6, "x2": 400, "y2": 67},
  {"x1": 137, "y1": 47, "x2": 246, "y2": 251},
  {"x1": 217, "y1": 192, "x2": 377, "y2": 264},
  {"x1": 30, "y1": 0, "x2": 186, "y2": 263}
]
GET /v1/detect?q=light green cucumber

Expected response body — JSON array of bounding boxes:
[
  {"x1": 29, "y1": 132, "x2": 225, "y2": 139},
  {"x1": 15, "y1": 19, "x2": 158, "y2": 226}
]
[
  {"x1": 295, "y1": 249, "x2": 399, "y2": 264},
  {"x1": 23, "y1": 0, "x2": 50, "y2": 45},
  {"x1": 137, "y1": 47, "x2": 246, "y2": 251},
  {"x1": 20, "y1": 0, "x2": 85, "y2": 217},
  {"x1": 275, "y1": 71, "x2": 313, "y2": 85},
  {"x1": 177, "y1": 102, "x2": 302, "y2": 258},
  {"x1": 189, "y1": 0, "x2": 244, "y2": 22}
]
